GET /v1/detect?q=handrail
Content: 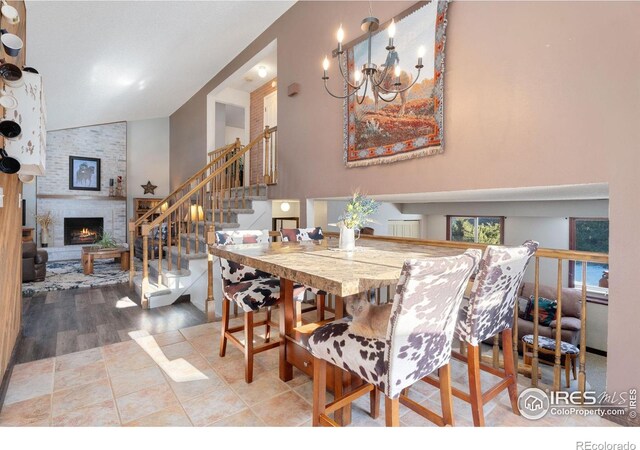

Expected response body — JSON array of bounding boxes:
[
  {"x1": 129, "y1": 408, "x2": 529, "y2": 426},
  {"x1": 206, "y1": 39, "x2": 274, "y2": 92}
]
[
  {"x1": 144, "y1": 129, "x2": 272, "y2": 232},
  {"x1": 323, "y1": 231, "x2": 609, "y2": 263},
  {"x1": 133, "y1": 141, "x2": 237, "y2": 227}
]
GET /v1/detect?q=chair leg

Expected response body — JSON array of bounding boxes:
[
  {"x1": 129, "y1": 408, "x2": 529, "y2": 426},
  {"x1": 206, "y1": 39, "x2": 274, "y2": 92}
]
[
  {"x1": 572, "y1": 355, "x2": 577, "y2": 380},
  {"x1": 265, "y1": 307, "x2": 272, "y2": 343},
  {"x1": 501, "y1": 330, "x2": 520, "y2": 416},
  {"x1": 439, "y1": 363, "x2": 455, "y2": 426},
  {"x1": 370, "y1": 387, "x2": 380, "y2": 419},
  {"x1": 295, "y1": 301, "x2": 302, "y2": 327},
  {"x1": 313, "y1": 357, "x2": 327, "y2": 427},
  {"x1": 565, "y1": 355, "x2": 571, "y2": 388},
  {"x1": 385, "y1": 396, "x2": 400, "y2": 427},
  {"x1": 316, "y1": 293, "x2": 325, "y2": 321},
  {"x1": 467, "y1": 344, "x2": 485, "y2": 426},
  {"x1": 219, "y1": 298, "x2": 230, "y2": 357},
  {"x1": 244, "y1": 311, "x2": 254, "y2": 383}
]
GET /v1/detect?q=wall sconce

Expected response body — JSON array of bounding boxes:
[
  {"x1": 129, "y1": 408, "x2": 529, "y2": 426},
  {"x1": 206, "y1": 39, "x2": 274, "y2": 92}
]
[
  {"x1": 160, "y1": 202, "x2": 169, "y2": 212},
  {"x1": 184, "y1": 204, "x2": 204, "y2": 221},
  {"x1": 280, "y1": 202, "x2": 291, "y2": 212}
]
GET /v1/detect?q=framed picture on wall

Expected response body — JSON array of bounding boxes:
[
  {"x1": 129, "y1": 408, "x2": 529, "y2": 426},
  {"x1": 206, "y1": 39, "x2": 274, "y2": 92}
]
[{"x1": 69, "y1": 156, "x2": 101, "y2": 191}]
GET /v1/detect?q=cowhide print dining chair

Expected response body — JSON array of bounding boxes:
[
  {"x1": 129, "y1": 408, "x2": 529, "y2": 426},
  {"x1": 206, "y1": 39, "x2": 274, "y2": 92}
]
[
  {"x1": 216, "y1": 229, "x2": 305, "y2": 383},
  {"x1": 308, "y1": 249, "x2": 482, "y2": 427},
  {"x1": 280, "y1": 227, "x2": 327, "y2": 321},
  {"x1": 424, "y1": 240, "x2": 538, "y2": 426}
]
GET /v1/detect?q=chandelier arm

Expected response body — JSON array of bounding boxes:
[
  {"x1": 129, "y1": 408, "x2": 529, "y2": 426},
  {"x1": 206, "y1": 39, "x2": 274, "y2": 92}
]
[
  {"x1": 376, "y1": 67, "x2": 422, "y2": 94},
  {"x1": 376, "y1": 92, "x2": 399, "y2": 103},
  {"x1": 337, "y1": 52, "x2": 367, "y2": 90},
  {"x1": 355, "y1": 77, "x2": 369, "y2": 105},
  {"x1": 371, "y1": 63, "x2": 392, "y2": 89},
  {"x1": 323, "y1": 79, "x2": 358, "y2": 100}
]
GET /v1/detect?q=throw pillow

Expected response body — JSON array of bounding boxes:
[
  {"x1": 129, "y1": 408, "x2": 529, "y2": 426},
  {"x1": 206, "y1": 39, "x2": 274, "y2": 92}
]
[
  {"x1": 528, "y1": 296, "x2": 558, "y2": 327},
  {"x1": 517, "y1": 296, "x2": 531, "y2": 319}
]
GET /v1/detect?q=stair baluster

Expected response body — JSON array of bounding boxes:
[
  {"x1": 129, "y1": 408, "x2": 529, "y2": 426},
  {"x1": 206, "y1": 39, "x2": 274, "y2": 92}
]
[
  {"x1": 167, "y1": 208, "x2": 173, "y2": 272},
  {"x1": 158, "y1": 218, "x2": 164, "y2": 279}
]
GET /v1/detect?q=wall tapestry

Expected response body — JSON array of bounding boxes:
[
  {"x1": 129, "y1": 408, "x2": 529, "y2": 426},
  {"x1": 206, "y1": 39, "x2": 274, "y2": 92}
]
[{"x1": 344, "y1": 1, "x2": 448, "y2": 167}]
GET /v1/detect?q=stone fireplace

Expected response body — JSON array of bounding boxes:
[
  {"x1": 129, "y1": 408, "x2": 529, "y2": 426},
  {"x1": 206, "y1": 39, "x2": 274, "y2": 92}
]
[
  {"x1": 64, "y1": 217, "x2": 104, "y2": 246},
  {"x1": 36, "y1": 122, "x2": 128, "y2": 261}
]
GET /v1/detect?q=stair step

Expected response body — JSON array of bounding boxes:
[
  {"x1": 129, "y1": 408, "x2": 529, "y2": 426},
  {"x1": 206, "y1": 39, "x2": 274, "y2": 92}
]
[
  {"x1": 167, "y1": 246, "x2": 208, "y2": 261},
  {"x1": 213, "y1": 208, "x2": 254, "y2": 215},
  {"x1": 133, "y1": 275, "x2": 172, "y2": 299}
]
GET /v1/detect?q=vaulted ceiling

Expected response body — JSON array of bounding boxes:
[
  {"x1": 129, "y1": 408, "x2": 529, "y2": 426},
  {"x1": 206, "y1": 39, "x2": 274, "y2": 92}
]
[{"x1": 26, "y1": 1, "x2": 294, "y2": 130}]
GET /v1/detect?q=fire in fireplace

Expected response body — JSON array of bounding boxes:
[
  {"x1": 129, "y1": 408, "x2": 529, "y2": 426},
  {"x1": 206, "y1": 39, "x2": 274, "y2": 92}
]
[{"x1": 64, "y1": 217, "x2": 104, "y2": 246}]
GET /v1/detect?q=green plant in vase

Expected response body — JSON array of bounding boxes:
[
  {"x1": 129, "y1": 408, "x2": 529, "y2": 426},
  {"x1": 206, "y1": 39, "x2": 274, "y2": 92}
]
[
  {"x1": 338, "y1": 191, "x2": 379, "y2": 250},
  {"x1": 93, "y1": 230, "x2": 119, "y2": 249}
]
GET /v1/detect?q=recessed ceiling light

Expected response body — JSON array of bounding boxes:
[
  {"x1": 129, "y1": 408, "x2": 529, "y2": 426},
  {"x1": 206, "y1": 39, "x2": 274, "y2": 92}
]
[{"x1": 258, "y1": 66, "x2": 267, "y2": 78}]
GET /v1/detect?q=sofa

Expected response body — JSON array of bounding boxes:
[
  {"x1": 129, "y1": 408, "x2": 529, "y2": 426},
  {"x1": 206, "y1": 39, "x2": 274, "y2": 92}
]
[
  {"x1": 517, "y1": 281, "x2": 582, "y2": 347},
  {"x1": 22, "y1": 242, "x2": 48, "y2": 282}
]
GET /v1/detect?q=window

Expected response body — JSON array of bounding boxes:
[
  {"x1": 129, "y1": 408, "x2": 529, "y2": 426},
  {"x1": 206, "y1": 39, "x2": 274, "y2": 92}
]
[
  {"x1": 446, "y1": 216, "x2": 504, "y2": 245},
  {"x1": 569, "y1": 218, "x2": 609, "y2": 301}
]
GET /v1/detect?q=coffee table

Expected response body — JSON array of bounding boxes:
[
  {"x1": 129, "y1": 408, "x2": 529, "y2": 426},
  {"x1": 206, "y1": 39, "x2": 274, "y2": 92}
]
[{"x1": 82, "y1": 246, "x2": 130, "y2": 275}]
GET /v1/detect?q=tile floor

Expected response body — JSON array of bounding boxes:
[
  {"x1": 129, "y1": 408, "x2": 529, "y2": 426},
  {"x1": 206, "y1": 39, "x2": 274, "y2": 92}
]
[{"x1": 0, "y1": 313, "x2": 618, "y2": 427}]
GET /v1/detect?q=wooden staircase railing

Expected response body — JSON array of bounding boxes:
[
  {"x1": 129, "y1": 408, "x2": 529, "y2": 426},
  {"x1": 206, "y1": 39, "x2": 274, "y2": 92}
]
[{"x1": 129, "y1": 126, "x2": 277, "y2": 317}]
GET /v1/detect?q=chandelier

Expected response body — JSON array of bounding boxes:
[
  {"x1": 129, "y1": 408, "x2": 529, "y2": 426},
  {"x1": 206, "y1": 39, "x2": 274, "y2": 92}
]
[{"x1": 321, "y1": 15, "x2": 424, "y2": 103}]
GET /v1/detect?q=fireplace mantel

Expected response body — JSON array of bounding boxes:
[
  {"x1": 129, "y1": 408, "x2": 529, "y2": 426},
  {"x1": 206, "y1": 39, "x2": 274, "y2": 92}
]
[{"x1": 37, "y1": 194, "x2": 127, "y2": 201}]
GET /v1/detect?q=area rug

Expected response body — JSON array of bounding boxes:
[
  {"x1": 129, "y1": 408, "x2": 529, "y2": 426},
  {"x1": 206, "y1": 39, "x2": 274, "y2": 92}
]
[{"x1": 22, "y1": 259, "x2": 142, "y2": 297}]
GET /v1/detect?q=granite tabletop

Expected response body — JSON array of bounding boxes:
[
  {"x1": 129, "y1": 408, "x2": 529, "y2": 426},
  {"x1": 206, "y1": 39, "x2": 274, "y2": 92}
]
[{"x1": 209, "y1": 239, "x2": 464, "y2": 297}]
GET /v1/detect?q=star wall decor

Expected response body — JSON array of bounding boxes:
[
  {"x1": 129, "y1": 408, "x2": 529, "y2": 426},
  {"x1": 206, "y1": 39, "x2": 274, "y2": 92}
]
[{"x1": 141, "y1": 180, "x2": 157, "y2": 195}]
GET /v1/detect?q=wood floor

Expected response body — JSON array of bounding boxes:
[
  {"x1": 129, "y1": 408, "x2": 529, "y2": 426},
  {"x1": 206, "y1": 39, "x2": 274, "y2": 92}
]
[{"x1": 16, "y1": 283, "x2": 206, "y2": 364}]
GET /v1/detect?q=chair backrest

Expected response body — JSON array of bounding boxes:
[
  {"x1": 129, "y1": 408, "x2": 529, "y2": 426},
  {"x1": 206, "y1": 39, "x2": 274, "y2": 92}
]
[
  {"x1": 384, "y1": 249, "x2": 482, "y2": 398},
  {"x1": 280, "y1": 227, "x2": 323, "y2": 242},
  {"x1": 215, "y1": 229, "x2": 271, "y2": 285},
  {"x1": 462, "y1": 240, "x2": 539, "y2": 346}
]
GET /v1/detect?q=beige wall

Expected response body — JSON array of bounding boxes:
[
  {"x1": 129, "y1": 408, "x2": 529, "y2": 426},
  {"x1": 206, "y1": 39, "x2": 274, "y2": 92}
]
[
  {"x1": 126, "y1": 118, "x2": 171, "y2": 222},
  {"x1": 170, "y1": 2, "x2": 640, "y2": 395}
]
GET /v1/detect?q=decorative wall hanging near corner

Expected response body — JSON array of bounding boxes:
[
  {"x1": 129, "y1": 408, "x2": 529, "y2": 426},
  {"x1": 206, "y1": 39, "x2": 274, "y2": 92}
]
[{"x1": 342, "y1": 1, "x2": 448, "y2": 168}]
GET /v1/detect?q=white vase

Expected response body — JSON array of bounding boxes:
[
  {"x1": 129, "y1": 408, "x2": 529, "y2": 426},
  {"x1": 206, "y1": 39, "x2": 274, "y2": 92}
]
[
  {"x1": 41, "y1": 228, "x2": 49, "y2": 248},
  {"x1": 339, "y1": 225, "x2": 360, "y2": 251}
]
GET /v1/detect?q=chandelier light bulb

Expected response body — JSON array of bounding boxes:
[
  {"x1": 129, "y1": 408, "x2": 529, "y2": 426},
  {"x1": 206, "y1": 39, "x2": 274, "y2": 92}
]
[
  {"x1": 337, "y1": 25, "x2": 344, "y2": 44},
  {"x1": 354, "y1": 70, "x2": 362, "y2": 82},
  {"x1": 394, "y1": 65, "x2": 401, "y2": 77},
  {"x1": 418, "y1": 45, "x2": 426, "y2": 58},
  {"x1": 388, "y1": 19, "x2": 396, "y2": 38},
  {"x1": 257, "y1": 66, "x2": 267, "y2": 78},
  {"x1": 323, "y1": 56, "x2": 329, "y2": 71}
]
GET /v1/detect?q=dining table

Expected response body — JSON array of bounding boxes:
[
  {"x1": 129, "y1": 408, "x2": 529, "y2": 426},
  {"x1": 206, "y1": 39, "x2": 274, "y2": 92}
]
[{"x1": 209, "y1": 236, "x2": 464, "y2": 424}]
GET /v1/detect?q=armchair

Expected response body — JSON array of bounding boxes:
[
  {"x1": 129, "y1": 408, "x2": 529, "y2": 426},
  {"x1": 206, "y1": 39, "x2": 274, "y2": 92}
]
[{"x1": 22, "y1": 242, "x2": 47, "y2": 282}]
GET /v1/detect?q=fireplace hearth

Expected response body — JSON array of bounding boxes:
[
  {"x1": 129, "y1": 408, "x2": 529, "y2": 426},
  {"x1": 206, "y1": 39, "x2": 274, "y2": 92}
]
[{"x1": 64, "y1": 217, "x2": 104, "y2": 246}]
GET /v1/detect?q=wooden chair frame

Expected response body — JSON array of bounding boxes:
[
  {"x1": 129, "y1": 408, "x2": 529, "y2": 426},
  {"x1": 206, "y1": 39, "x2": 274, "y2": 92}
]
[
  {"x1": 312, "y1": 357, "x2": 456, "y2": 427},
  {"x1": 219, "y1": 297, "x2": 279, "y2": 383},
  {"x1": 423, "y1": 329, "x2": 519, "y2": 426}
]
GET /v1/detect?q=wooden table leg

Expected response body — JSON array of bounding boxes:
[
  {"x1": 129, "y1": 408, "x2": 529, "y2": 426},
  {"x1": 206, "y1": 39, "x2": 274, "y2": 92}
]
[
  {"x1": 278, "y1": 278, "x2": 294, "y2": 382},
  {"x1": 83, "y1": 254, "x2": 93, "y2": 275},
  {"x1": 121, "y1": 251, "x2": 130, "y2": 270},
  {"x1": 332, "y1": 295, "x2": 352, "y2": 426}
]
